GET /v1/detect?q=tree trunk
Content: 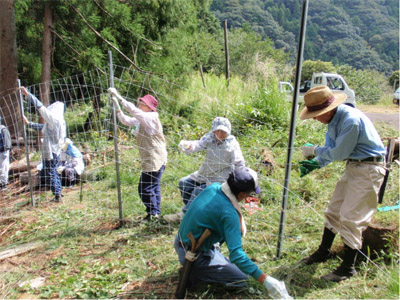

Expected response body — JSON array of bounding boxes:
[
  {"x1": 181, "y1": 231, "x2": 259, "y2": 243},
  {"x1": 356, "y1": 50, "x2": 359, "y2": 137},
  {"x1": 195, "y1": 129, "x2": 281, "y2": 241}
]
[
  {"x1": 0, "y1": 0, "x2": 20, "y2": 138},
  {"x1": 39, "y1": 0, "x2": 53, "y2": 120},
  {"x1": 32, "y1": 0, "x2": 53, "y2": 148}
]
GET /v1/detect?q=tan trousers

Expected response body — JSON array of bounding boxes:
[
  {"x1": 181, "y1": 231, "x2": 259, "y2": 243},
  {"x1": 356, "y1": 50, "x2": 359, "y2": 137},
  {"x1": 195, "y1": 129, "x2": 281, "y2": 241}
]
[{"x1": 324, "y1": 161, "x2": 385, "y2": 249}]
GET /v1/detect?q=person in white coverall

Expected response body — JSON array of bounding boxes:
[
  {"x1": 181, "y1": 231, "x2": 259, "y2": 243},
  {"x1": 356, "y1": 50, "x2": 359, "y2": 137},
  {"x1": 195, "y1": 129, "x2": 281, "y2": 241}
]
[{"x1": 21, "y1": 86, "x2": 66, "y2": 202}]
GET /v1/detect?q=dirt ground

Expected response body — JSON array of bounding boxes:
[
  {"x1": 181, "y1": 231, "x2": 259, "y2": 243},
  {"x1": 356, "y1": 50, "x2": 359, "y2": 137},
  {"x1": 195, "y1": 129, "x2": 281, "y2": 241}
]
[{"x1": 358, "y1": 104, "x2": 399, "y2": 131}]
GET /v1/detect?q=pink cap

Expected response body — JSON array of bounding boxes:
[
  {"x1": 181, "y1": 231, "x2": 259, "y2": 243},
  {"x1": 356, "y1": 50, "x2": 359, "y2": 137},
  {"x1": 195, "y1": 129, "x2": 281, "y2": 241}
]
[{"x1": 139, "y1": 94, "x2": 158, "y2": 112}]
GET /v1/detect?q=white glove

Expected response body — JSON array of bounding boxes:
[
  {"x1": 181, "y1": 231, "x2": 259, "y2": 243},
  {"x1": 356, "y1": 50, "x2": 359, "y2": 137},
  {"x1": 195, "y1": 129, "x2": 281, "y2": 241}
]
[
  {"x1": 301, "y1": 145, "x2": 316, "y2": 158},
  {"x1": 57, "y1": 166, "x2": 66, "y2": 174},
  {"x1": 264, "y1": 276, "x2": 293, "y2": 299},
  {"x1": 178, "y1": 140, "x2": 191, "y2": 152},
  {"x1": 130, "y1": 124, "x2": 140, "y2": 136},
  {"x1": 111, "y1": 96, "x2": 121, "y2": 111},
  {"x1": 108, "y1": 87, "x2": 124, "y2": 101}
]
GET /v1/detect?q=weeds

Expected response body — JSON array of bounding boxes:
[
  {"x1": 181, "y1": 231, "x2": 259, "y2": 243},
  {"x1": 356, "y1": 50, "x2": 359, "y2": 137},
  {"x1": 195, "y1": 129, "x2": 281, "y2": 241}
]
[{"x1": 0, "y1": 72, "x2": 398, "y2": 299}]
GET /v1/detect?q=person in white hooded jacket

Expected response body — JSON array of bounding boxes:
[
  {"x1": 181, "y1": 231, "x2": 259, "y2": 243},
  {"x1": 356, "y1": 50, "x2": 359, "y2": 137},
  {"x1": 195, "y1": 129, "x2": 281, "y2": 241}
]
[
  {"x1": 21, "y1": 87, "x2": 66, "y2": 202},
  {"x1": 164, "y1": 117, "x2": 245, "y2": 223}
]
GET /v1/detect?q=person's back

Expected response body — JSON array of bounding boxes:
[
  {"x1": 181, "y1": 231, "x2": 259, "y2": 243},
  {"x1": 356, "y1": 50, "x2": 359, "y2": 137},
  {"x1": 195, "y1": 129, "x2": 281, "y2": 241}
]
[
  {"x1": 0, "y1": 120, "x2": 11, "y2": 190},
  {"x1": 20, "y1": 86, "x2": 66, "y2": 202},
  {"x1": 179, "y1": 183, "x2": 239, "y2": 251},
  {"x1": 0, "y1": 124, "x2": 11, "y2": 153},
  {"x1": 108, "y1": 88, "x2": 167, "y2": 221},
  {"x1": 174, "y1": 167, "x2": 293, "y2": 299}
]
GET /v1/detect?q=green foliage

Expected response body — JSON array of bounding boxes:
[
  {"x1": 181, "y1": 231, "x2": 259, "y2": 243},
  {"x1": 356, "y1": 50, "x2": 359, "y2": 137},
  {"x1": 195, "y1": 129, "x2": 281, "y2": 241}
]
[
  {"x1": 227, "y1": 28, "x2": 288, "y2": 78},
  {"x1": 1, "y1": 70, "x2": 399, "y2": 299},
  {"x1": 300, "y1": 60, "x2": 335, "y2": 81},
  {"x1": 336, "y1": 65, "x2": 389, "y2": 104},
  {"x1": 212, "y1": 0, "x2": 398, "y2": 73},
  {"x1": 389, "y1": 70, "x2": 400, "y2": 89},
  {"x1": 246, "y1": 79, "x2": 290, "y2": 129}
]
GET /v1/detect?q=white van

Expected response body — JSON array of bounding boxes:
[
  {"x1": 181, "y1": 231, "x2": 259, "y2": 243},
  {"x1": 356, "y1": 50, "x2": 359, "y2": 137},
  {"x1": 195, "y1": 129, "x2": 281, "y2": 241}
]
[
  {"x1": 311, "y1": 72, "x2": 356, "y2": 107},
  {"x1": 279, "y1": 81, "x2": 294, "y2": 94}
]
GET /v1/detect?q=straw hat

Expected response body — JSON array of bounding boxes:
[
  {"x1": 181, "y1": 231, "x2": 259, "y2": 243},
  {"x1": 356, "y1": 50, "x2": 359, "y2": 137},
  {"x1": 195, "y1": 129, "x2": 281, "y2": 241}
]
[{"x1": 300, "y1": 86, "x2": 347, "y2": 120}]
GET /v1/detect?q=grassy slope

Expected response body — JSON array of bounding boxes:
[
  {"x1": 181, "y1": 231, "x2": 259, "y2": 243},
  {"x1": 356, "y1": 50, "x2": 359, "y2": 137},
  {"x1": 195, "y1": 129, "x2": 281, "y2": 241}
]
[{"x1": 0, "y1": 84, "x2": 398, "y2": 299}]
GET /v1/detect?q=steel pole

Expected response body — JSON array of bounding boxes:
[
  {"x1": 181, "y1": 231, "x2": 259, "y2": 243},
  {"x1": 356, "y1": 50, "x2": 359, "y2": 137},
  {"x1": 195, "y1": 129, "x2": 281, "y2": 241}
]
[
  {"x1": 224, "y1": 20, "x2": 230, "y2": 87},
  {"x1": 276, "y1": 0, "x2": 309, "y2": 258},
  {"x1": 109, "y1": 51, "x2": 123, "y2": 224},
  {"x1": 17, "y1": 80, "x2": 35, "y2": 206}
]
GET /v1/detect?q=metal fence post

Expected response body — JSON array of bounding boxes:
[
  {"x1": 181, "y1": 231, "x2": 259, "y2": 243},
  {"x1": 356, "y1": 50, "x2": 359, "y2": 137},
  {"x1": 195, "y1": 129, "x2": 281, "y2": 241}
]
[
  {"x1": 108, "y1": 51, "x2": 123, "y2": 224},
  {"x1": 276, "y1": 0, "x2": 309, "y2": 258},
  {"x1": 17, "y1": 79, "x2": 35, "y2": 207}
]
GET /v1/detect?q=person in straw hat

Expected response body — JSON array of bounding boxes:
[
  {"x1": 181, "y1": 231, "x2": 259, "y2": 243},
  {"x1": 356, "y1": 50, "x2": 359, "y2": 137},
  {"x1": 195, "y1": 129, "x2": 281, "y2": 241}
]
[{"x1": 298, "y1": 86, "x2": 386, "y2": 282}]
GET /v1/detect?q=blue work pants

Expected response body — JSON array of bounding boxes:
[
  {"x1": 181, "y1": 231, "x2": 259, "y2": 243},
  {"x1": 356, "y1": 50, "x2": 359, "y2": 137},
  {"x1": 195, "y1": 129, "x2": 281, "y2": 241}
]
[
  {"x1": 42, "y1": 153, "x2": 62, "y2": 196},
  {"x1": 178, "y1": 176, "x2": 207, "y2": 213},
  {"x1": 174, "y1": 235, "x2": 248, "y2": 288},
  {"x1": 138, "y1": 164, "x2": 165, "y2": 215}
]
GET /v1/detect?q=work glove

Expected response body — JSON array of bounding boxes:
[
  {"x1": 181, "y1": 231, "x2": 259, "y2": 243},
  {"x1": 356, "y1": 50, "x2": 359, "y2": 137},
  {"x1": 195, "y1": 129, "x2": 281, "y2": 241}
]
[
  {"x1": 178, "y1": 140, "x2": 192, "y2": 151},
  {"x1": 111, "y1": 96, "x2": 121, "y2": 111},
  {"x1": 301, "y1": 143, "x2": 316, "y2": 159},
  {"x1": 263, "y1": 276, "x2": 293, "y2": 299},
  {"x1": 108, "y1": 87, "x2": 124, "y2": 102},
  {"x1": 299, "y1": 158, "x2": 320, "y2": 177}
]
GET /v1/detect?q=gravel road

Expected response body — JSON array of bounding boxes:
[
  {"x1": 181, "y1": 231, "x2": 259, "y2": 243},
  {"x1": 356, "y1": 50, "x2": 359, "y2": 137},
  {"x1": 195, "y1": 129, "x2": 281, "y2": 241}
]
[{"x1": 365, "y1": 112, "x2": 399, "y2": 131}]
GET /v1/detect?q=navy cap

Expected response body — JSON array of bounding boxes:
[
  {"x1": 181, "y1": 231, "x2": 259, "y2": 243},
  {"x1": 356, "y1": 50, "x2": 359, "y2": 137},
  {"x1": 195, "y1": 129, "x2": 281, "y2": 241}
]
[{"x1": 233, "y1": 166, "x2": 261, "y2": 194}]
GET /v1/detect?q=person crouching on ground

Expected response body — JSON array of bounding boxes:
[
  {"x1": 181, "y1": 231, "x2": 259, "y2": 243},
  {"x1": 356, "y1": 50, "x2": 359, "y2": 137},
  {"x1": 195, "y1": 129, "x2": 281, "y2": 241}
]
[
  {"x1": 21, "y1": 87, "x2": 66, "y2": 203},
  {"x1": 164, "y1": 117, "x2": 245, "y2": 223},
  {"x1": 58, "y1": 138, "x2": 85, "y2": 187},
  {"x1": 298, "y1": 86, "x2": 386, "y2": 282},
  {"x1": 174, "y1": 166, "x2": 292, "y2": 299},
  {"x1": 108, "y1": 88, "x2": 167, "y2": 222}
]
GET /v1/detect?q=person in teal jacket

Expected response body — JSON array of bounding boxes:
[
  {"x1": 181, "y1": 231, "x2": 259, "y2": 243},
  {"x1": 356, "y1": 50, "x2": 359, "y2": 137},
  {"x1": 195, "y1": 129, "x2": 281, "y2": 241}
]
[{"x1": 174, "y1": 166, "x2": 292, "y2": 299}]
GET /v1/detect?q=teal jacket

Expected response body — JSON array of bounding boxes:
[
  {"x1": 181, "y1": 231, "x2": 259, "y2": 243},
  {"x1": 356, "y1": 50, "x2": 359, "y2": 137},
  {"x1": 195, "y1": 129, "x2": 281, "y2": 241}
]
[{"x1": 178, "y1": 183, "x2": 263, "y2": 280}]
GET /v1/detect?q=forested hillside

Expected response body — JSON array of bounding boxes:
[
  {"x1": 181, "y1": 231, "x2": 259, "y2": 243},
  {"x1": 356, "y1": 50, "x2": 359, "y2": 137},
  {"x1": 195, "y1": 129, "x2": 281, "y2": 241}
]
[{"x1": 211, "y1": 0, "x2": 399, "y2": 74}]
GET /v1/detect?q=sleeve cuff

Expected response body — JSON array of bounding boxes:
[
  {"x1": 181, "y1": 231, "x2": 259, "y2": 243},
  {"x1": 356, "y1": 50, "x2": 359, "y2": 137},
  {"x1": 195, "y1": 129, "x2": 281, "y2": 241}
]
[{"x1": 257, "y1": 273, "x2": 267, "y2": 284}]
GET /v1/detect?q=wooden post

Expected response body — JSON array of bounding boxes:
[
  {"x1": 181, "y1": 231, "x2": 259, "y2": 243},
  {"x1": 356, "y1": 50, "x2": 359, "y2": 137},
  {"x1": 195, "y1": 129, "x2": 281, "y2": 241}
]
[
  {"x1": 224, "y1": 20, "x2": 230, "y2": 88},
  {"x1": 199, "y1": 64, "x2": 206, "y2": 88}
]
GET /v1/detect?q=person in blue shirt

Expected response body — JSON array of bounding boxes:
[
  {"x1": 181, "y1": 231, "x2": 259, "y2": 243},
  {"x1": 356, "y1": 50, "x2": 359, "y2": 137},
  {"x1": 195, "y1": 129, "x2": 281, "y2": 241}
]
[
  {"x1": 298, "y1": 86, "x2": 386, "y2": 282},
  {"x1": 58, "y1": 138, "x2": 85, "y2": 187},
  {"x1": 175, "y1": 166, "x2": 292, "y2": 299}
]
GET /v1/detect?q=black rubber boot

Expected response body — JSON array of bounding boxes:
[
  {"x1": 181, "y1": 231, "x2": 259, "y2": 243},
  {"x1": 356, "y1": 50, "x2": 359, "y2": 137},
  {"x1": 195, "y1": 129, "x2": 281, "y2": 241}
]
[
  {"x1": 301, "y1": 227, "x2": 336, "y2": 265},
  {"x1": 322, "y1": 244, "x2": 358, "y2": 282},
  {"x1": 50, "y1": 195, "x2": 62, "y2": 202}
]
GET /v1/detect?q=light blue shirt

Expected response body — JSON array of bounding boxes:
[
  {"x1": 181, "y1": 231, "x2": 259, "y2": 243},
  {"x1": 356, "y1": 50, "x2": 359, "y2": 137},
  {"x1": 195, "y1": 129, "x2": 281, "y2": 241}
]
[
  {"x1": 315, "y1": 105, "x2": 386, "y2": 167},
  {"x1": 65, "y1": 143, "x2": 82, "y2": 158}
]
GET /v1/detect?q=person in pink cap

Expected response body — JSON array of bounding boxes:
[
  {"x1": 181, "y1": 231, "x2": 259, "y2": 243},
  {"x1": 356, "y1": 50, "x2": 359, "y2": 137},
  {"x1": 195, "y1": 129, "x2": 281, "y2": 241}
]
[{"x1": 108, "y1": 88, "x2": 167, "y2": 222}]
